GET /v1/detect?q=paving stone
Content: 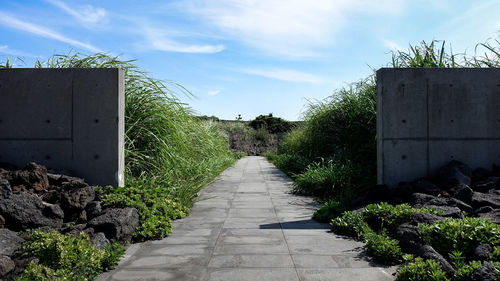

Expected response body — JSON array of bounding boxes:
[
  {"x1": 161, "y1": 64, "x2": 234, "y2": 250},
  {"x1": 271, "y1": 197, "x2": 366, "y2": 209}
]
[
  {"x1": 219, "y1": 228, "x2": 283, "y2": 237},
  {"x1": 126, "y1": 255, "x2": 211, "y2": 268},
  {"x1": 296, "y1": 268, "x2": 395, "y2": 281},
  {"x1": 168, "y1": 228, "x2": 221, "y2": 238},
  {"x1": 208, "y1": 254, "x2": 294, "y2": 268},
  {"x1": 98, "y1": 157, "x2": 394, "y2": 281},
  {"x1": 218, "y1": 235, "x2": 284, "y2": 245},
  {"x1": 233, "y1": 195, "x2": 272, "y2": 202},
  {"x1": 172, "y1": 221, "x2": 224, "y2": 230},
  {"x1": 137, "y1": 244, "x2": 213, "y2": 256},
  {"x1": 193, "y1": 200, "x2": 231, "y2": 208},
  {"x1": 278, "y1": 219, "x2": 329, "y2": 229},
  {"x1": 228, "y1": 208, "x2": 276, "y2": 218},
  {"x1": 223, "y1": 217, "x2": 279, "y2": 229},
  {"x1": 282, "y1": 229, "x2": 334, "y2": 237},
  {"x1": 206, "y1": 268, "x2": 299, "y2": 281},
  {"x1": 231, "y1": 201, "x2": 274, "y2": 208},
  {"x1": 149, "y1": 236, "x2": 217, "y2": 246},
  {"x1": 101, "y1": 267, "x2": 207, "y2": 281},
  {"x1": 292, "y1": 254, "x2": 375, "y2": 268},
  {"x1": 213, "y1": 243, "x2": 289, "y2": 255},
  {"x1": 286, "y1": 236, "x2": 364, "y2": 255}
]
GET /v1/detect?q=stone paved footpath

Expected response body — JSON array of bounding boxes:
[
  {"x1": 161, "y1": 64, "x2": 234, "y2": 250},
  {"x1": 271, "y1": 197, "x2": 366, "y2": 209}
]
[{"x1": 98, "y1": 156, "x2": 395, "y2": 281}]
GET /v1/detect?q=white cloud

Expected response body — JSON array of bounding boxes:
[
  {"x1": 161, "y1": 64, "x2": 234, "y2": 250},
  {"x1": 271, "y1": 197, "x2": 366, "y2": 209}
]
[
  {"x1": 436, "y1": 0, "x2": 500, "y2": 53},
  {"x1": 143, "y1": 28, "x2": 224, "y2": 54},
  {"x1": 208, "y1": 90, "x2": 220, "y2": 96},
  {"x1": 46, "y1": 0, "x2": 107, "y2": 25},
  {"x1": 0, "y1": 11, "x2": 101, "y2": 52},
  {"x1": 383, "y1": 39, "x2": 405, "y2": 51},
  {"x1": 181, "y1": 0, "x2": 404, "y2": 59},
  {"x1": 240, "y1": 68, "x2": 323, "y2": 83},
  {"x1": 0, "y1": 45, "x2": 36, "y2": 57},
  {"x1": 150, "y1": 38, "x2": 224, "y2": 53}
]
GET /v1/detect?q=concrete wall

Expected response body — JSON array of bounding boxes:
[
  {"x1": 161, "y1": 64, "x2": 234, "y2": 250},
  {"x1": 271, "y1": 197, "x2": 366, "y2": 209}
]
[
  {"x1": 0, "y1": 68, "x2": 125, "y2": 187},
  {"x1": 377, "y1": 68, "x2": 500, "y2": 187}
]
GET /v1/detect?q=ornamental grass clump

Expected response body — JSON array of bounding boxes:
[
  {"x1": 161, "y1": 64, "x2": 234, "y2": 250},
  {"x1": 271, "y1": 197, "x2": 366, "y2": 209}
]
[{"x1": 31, "y1": 53, "x2": 235, "y2": 228}]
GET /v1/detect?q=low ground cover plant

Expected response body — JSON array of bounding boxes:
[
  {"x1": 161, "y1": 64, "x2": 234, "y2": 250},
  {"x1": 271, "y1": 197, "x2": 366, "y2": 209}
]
[
  {"x1": 331, "y1": 203, "x2": 440, "y2": 265},
  {"x1": 331, "y1": 203, "x2": 500, "y2": 279},
  {"x1": 362, "y1": 203, "x2": 440, "y2": 231},
  {"x1": 98, "y1": 180, "x2": 190, "y2": 240},
  {"x1": 396, "y1": 257, "x2": 450, "y2": 281},
  {"x1": 312, "y1": 199, "x2": 348, "y2": 223},
  {"x1": 17, "y1": 230, "x2": 124, "y2": 281},
  {"x1": 419, "y1": 217, "x2": 500, "y2": 260}
]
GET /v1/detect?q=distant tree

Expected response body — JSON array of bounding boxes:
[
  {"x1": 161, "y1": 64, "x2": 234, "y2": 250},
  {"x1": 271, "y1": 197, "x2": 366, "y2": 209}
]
[
  {"x1": 249, "y1": 113, "x2": 295, "y2": 134},
  {"x1": 196, "y1": 115, "x2": 220, "y2": 122},
  {"x1": 235, "y1": 114, "x2": 242, "y2": 121}
]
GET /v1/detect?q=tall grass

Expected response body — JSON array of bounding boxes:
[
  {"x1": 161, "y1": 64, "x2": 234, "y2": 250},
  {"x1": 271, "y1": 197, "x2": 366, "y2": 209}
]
[
  {"x1": 216, "y1": 121, "x2": 279, "y2": 155},
  {"x1": 272, "y1": 76, "x2": 376, "y2": 201},
  {"x1": 269, "y1": 39, "x2": 500, "y2": 214},
  {"x1": 28, "y1": 53, "x2": 235, "y2": 207},
  {"x1": 2, "y1": 53, "x2": 235, "y2": 240},
  {"x1": 391, "y1": 40, "x2": 460, "y2": 68},
  {"x1": 391, "y1": 39, "x2": 500, "y2": 68},
  {"x1": 1, "y1": 52, "x2": 236, "y2": 278}
]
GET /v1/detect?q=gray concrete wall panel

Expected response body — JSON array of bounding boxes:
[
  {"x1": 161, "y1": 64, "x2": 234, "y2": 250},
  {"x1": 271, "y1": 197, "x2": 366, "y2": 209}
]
[
  {"x1": 382, "y1": 140, "x2": 428, "y2": 186},
  {"x1": 0, "y1": 68, "x2": 125, "y2": 187},
  {"x1": 377, "y1": 68, "x2": 500, "y2": 187}
]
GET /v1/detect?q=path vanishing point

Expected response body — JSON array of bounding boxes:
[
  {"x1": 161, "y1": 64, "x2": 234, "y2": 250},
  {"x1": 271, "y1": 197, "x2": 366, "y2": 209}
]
[{"x1": 98, "y1": 156, "x2": 396, "y2": 281}]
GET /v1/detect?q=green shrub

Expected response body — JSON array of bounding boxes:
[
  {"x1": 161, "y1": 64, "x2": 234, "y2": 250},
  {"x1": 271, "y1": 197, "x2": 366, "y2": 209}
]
[
  {"x1": 293, "y1": 159, "x2": 360, "y2": 198},
  {"x1": 330, "y1": 203, "x2": 437, "y2": 239},
  {"x1": 365, "y1": 231, "x2": 403, "y2": 265},
  {"x1": 17, "y1": 230, "x2": 124, "y2": 280},
  {"x1": 249, "y1": 113, "x2": 295, "y2": 134},
  {"x1": 312, "y1": 200, "x2": 348, "y2": 223},
  {"x1": 362, "y1": 202, "x2": 440, "y2": 231},
  {"x1": 217, "y1": 121, "x2": 278, "y2": 155},
  {"x1": 272, "y1": 153, "x2": 312, "y2": 177},
  {"x1": 330, "y1": 204, "x2": 444, "y2": 266},
  {"x1": 449, "y1": 250, "x2": 466, "y2": 272},
  {"x1": 454, "y1": 261, "x2": 500, "y2": 281},
  {"x1": 331, "y1": 211, "x2": 371, "y2": 240},
  {"x1": 454, "y1": 260, "x2": 482, "y2": 281},
  {"x1": 396, "y1": 258, "x2": 450, "y2": 281},
  {"x1": 492, "y1": 245, "x2": 500, "y2": 262},
  {"x1": 101, "y1": 178, "x2": 190, "y2": 241},
  {"x1": 277, "y1": 126, "x2": 310, "y2": 157},
  {"x1": 234, "y1": 151, "x2": 247, "y2": 159},
  {"x1": 101, "y1": 242, "x2": 126, "y2": 271},
  {"x1": 262, "y1": 151, "x2": 278, "y2": 162},
  {"x1": 254, "y1": 127, "x2": 269, "y2": 141},
  {"x1": 419, "y1": 217, "x2": 500, "y2": 257}
]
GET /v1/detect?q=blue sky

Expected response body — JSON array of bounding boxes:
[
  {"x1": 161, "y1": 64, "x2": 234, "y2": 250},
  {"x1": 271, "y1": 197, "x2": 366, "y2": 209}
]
[{"x1": 1, "y1": 0, "x2": 500, "y2": 121}]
